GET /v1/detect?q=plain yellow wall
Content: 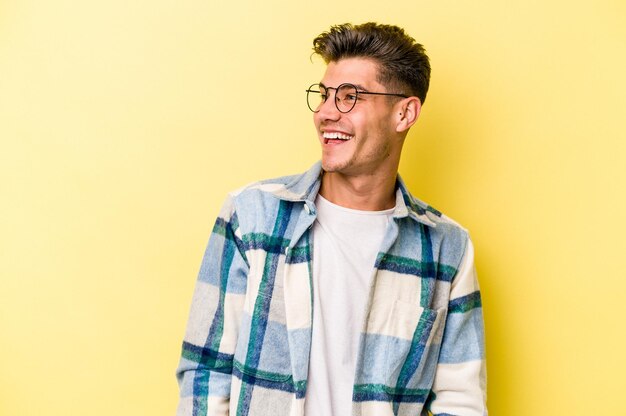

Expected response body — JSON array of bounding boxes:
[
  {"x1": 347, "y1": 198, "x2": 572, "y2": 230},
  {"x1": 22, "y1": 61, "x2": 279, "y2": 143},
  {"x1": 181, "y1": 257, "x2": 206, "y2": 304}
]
[{"x1": 1, "y1": 0, "x2": 625, "y2": 414}]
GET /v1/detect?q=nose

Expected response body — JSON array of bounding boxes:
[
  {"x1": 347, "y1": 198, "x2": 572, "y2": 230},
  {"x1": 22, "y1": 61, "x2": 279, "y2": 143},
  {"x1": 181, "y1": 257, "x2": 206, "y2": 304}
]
[{"x1": 316, "y1": 91, "x2": 341, "y2": 121}]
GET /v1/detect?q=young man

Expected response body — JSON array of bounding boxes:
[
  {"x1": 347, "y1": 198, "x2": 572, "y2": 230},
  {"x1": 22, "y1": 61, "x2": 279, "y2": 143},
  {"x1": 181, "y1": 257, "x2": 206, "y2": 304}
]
[{"x1": 176, "y1": 23, "x2": 487, "y2": 416}]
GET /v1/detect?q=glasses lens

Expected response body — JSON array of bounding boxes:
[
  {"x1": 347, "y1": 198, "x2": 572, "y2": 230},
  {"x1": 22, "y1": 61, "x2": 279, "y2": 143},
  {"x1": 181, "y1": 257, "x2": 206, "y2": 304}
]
[
  {"x1": 336, "y1": 84, "x2": 358, "y2": 113},
  {"x1": 306, "y1": 84, "x2": 323, "y2": 113}
]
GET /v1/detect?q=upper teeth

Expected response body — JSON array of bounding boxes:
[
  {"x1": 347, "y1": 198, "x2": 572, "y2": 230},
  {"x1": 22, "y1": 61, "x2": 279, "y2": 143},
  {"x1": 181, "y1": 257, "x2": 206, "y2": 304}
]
[{"x1": 323, "y1": 132, "x2": 353, "y2": 140}]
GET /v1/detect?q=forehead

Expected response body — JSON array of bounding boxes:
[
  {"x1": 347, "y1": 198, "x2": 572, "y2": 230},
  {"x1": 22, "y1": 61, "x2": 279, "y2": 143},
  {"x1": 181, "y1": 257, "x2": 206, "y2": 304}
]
[{"x1": 320, "y1": 57, "x2": 383, "y2": 90}]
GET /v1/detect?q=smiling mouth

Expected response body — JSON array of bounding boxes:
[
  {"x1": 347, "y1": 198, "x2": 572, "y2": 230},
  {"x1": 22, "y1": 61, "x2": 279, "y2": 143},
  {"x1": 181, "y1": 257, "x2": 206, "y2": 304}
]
[{"x1": 323, "y1": 131, "x2": 354, "y2": 144}]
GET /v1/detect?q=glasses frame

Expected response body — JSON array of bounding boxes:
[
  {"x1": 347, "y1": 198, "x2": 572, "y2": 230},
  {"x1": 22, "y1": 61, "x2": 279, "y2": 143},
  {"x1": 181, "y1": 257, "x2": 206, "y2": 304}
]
[{"x1": 306, "y1": 82, "x2": 409, "y2": 113}]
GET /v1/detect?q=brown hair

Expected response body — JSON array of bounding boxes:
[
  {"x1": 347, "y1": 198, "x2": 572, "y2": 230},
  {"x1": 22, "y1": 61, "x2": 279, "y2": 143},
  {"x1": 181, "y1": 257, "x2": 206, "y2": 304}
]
[{"x1": 312, "y1": 22, "x2": 431, "y2": 104}]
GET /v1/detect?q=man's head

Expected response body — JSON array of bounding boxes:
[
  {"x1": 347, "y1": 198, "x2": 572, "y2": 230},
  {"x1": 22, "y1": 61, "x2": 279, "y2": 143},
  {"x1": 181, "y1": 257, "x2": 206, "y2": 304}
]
[
  {"x1": 310, "y1": 23, "x2": 430, "y2": 179},
  {"x1": 312, "y1": 22, "x2": 430, "y2": 104}
]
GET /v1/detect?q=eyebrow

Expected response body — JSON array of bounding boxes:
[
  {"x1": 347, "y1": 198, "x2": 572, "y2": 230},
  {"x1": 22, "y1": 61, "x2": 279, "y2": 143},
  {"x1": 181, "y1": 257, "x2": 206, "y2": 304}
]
[{"x1": 319, "y1": 82, "x2": 370, "y2": 92}]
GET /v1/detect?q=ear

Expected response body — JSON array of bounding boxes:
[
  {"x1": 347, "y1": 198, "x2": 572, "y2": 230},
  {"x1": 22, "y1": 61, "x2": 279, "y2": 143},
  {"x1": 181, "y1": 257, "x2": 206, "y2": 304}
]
[{"x1": 395, "y1": 97, "x2": 421, "y2": 133}]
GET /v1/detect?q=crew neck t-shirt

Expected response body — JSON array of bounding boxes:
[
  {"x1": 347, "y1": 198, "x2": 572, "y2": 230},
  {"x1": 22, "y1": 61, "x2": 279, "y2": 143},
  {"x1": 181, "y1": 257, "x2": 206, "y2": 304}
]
[{"x1": 304, "y1": 194, "x2": 394, "y2": 416}]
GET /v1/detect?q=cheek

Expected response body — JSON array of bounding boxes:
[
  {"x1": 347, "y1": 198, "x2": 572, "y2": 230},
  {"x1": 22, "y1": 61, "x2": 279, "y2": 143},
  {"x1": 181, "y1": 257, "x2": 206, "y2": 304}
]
[
  {"x1": 371, "y1": 115, "x2": 395, "y2": 136},
  {"x1": 349, "y1": 114, "x2": 367, "y2": 134}
]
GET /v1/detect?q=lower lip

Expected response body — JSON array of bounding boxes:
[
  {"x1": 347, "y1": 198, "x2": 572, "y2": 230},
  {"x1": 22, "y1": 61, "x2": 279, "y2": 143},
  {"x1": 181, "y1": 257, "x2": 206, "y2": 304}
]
[{"x1": 324, "y1": 138, "x2": 350, "y2": 145}]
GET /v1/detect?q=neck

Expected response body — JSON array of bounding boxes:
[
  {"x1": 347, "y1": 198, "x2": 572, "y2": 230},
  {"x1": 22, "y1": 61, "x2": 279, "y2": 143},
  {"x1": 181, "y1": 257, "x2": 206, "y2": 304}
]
[{"x1": 319, "y1": 170, "x2": 398, "y2": 211}]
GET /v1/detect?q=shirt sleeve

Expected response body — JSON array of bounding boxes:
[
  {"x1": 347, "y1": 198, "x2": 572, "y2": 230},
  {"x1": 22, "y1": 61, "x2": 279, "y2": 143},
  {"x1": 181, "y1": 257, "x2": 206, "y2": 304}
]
[
  {"x1": 427, "y1": 237, "x2": 488, "y2": 416},
  {"x1": 175, "y1": 195, "x2": 249, "y2": 416}
]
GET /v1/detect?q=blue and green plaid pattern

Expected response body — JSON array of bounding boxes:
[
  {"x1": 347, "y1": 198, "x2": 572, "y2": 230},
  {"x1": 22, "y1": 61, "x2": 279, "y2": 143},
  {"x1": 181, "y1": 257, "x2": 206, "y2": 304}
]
[{"x1": 176, "y1": 162, "x2": 487, "y2": 416}]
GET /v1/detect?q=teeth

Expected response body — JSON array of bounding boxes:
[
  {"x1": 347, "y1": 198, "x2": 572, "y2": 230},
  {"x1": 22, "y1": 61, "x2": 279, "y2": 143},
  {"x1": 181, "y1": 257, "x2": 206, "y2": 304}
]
[{"x1": 323, "y1": 132, "x2": 353, "y2": 140}]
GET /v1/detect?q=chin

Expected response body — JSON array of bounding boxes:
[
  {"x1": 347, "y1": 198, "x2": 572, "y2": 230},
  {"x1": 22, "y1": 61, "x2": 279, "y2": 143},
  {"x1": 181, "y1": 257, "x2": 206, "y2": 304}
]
[
  {"x1": 321, "y1": 159, "x2": 343, "y2": 173},
  {"x1": 322, "y1": 162, "x2": 355, "y2": 176}
]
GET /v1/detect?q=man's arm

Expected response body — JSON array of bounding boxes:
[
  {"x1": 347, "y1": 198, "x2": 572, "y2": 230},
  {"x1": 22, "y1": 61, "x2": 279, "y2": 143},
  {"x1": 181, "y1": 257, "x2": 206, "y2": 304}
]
[
  {"x1": 176, "y1": 195, "x2": 249, "y2": 416},
  {"x1": 428, "y1": 238, "x2": 488, "y2": 416}
]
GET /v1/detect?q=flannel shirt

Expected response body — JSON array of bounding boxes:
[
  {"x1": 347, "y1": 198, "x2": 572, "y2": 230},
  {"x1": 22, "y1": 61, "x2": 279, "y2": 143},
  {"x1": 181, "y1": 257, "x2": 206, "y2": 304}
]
[{"x1": 176, "y1": 162, "x2": 487, "y2": 416}]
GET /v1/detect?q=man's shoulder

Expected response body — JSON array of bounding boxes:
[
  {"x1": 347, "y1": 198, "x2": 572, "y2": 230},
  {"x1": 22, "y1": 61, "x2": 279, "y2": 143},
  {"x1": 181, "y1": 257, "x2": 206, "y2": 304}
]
[
  {"x1": 413, "y1": 195, "x2": 467, "y2": 232},
  {"x1": 399, "y1": 190, "x2": 471, "y2": 269},
  {"x1": 227, "y1": 163, "x2": 322, "y2": 203},
  {"x1": 216, "y1": 166, "x2": 321, "y2": 235},
  {"x1": 397, "y1": 178, "x2": 468, "y2": 235}
]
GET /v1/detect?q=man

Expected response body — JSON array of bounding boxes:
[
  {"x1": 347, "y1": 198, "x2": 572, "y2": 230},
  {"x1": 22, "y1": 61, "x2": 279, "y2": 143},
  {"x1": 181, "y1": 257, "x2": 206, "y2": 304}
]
[{"x1": 176, "y1": 23, "x2": 487, "y2": 416}]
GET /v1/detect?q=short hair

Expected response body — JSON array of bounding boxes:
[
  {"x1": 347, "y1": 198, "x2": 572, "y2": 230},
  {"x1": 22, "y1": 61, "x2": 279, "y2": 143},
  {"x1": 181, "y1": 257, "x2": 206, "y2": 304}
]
[{"x1": 312, "y1": 22, "x2": 431, "y2": 104}]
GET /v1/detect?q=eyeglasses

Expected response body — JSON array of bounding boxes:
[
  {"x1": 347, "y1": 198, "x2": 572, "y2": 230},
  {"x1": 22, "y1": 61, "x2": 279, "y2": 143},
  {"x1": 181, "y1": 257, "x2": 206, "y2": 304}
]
[{"x1": 306, "y1": 83, "x2": 408, "y2": 113}]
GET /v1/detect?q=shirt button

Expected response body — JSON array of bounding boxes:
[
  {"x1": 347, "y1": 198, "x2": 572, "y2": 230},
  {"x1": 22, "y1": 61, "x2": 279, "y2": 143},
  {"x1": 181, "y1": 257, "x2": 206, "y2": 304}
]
[{"x1": 304, "y1": 204, "x2": 310, "y2": 214}]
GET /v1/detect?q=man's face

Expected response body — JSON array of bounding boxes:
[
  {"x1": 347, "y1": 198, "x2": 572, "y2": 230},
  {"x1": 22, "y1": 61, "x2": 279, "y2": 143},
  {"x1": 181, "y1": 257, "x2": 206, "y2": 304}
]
[{"x1": 314, "y1": 57, "x2": 403, "y2": 177}]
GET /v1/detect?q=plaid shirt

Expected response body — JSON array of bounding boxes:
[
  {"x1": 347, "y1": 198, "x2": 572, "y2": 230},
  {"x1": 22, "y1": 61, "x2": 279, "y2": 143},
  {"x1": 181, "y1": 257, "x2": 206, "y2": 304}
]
[{"x1": 176, "y1": 162, "x2": 487, "y2": 416}]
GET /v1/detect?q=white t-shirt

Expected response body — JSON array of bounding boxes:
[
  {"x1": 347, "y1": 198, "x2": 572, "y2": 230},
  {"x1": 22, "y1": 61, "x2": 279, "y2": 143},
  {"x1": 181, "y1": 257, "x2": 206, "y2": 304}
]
[{"x1": 304, "y1": 194, "x2": 394, "y2": 416}]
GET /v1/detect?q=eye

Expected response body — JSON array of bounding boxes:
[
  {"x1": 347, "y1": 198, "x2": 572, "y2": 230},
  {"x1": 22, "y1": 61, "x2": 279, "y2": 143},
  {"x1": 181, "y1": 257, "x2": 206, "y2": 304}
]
[
  {"x1": 320, "y1": 92, "x2": 328, "y2": 102},
  {"x1": 344, "y1": 93, "x2": 358, "y2": 102}
]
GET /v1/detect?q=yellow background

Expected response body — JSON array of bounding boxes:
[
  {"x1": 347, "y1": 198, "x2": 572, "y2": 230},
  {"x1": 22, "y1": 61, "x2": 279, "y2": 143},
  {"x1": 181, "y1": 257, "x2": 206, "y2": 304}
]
[{"x1": 1, "y1": 0, "x2": 625, "y2": 414}]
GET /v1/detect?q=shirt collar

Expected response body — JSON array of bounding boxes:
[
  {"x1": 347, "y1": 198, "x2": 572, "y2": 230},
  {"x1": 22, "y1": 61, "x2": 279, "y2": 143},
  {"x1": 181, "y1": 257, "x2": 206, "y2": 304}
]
[{"x1": 272, "y1": 161, "x2": 439, "y2": 228}]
